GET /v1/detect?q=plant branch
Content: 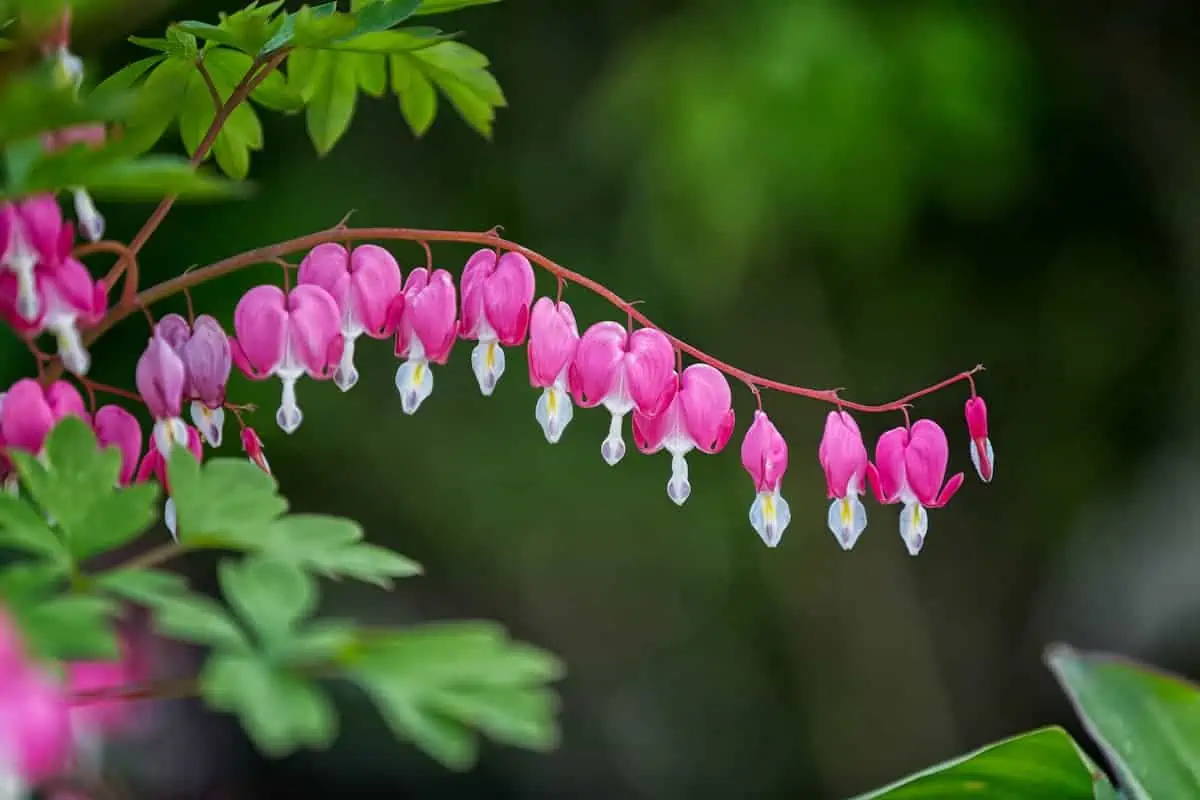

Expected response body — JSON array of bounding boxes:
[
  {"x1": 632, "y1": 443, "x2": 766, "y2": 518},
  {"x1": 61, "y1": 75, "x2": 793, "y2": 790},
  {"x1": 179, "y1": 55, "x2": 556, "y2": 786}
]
[
  {"x1": 70, "y1": 675, "x2": 198, "y2": 705},
  {"x1": 194, "y1": 58, "x2": 222, "y2": 114},
  {"x1": 80, "y1": 226, "x2": 984, "y2": 414},
  {"x1": 109, "y1": 540, "x2": 189, "y2": 573}
]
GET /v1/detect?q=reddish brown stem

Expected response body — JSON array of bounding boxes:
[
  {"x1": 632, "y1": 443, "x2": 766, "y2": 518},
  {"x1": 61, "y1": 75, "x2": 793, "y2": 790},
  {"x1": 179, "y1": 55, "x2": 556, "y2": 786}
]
[
  {"x1": 70, "y1": 676, "x2": 197, "y2": 706},
  {"x1": 78, "y1": 377, "x2": 144, "y2": 405},
  {"x1": 71, "y1": 227, "x2": 983, "y2": 414}
]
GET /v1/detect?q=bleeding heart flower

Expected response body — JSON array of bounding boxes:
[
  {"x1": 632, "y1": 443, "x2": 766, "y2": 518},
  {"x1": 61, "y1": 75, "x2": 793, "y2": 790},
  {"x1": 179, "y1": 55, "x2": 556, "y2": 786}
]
[
  {"x1": 965, "y1": 395, "x2": 993, "y2": 483},
  {"x1": 569, "y1": 322, "x2": 676, "y2": 466},
  {"x1": 136, "y1": 424, "x2": 202, "y2": 539},
  {"x1": 459, "y1": 249, "x2": 535, "y2": 396},
  {"x1": 92, "y1": 405, "x2": 142, "y2": 486},
  {"x1": 241, "y1": 426, "x2": 270, "y2": 475},
  {"x1": 527, "y1": 298, "x2": 579, "y2": 443},
  {"x1": 0, "y1": 379, "x2": 88, "y2": 457},
  {"x1": 298, "y1": 243, "x2": 404, "y2": 392},
  {"x1": 818, "y1": 410, "x2": 870, "y2": 551},
  {"x1": 632, "y1": 363, "x2": 735, "y2": 506},
  {"x1": 394, "y1": 268, "x2": 458, "y2": 415},
  {"x1": 135, "y1": 331, "x2": 187, "y2": 460},
  {"x1": 0, "y1": 665, "x2": 72, "y2": 787},
  {"x1": 229, "y1": 285, "x2": 344, "y2": 434},
  {"x1": 867, "y1": 420, "x2": 965, "y2": 556},
  {"x1": 155, "y1": 314, "x2": 232, "y2": 448},
  {"x1": 741, "y1": 410, "x2": 791, "y2": 547},
  {"x1": 41, "y1": 124, "x2": 108, "y2": 243}
]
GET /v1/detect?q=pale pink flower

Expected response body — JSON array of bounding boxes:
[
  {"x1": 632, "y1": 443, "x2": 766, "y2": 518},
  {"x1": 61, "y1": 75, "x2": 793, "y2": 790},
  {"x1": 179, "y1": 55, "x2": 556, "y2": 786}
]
[
  {"x1": 155, "y1": 314, "x2": 232, "y2": 447},
  {"x1": 394, "y1": 268, "x2": 458, "y2": 415},
  {"x1": 867, "y1": 420, "x2": 965, "y2": 555},
  {"x1": 527, "y1": 298, "x2": 579, "y2": 443},
  {"x1": 135, "y1": 331, "x2": 187, "y2": 460},
  {"x1": 818, "y1": 410, "x2": 870, "y2": 550},
  {"x1": 229, "y1": 285, "x2": 344, "y2": 434},
  {"x1": 569, "y1": 322, "x2": 675, "y2": 466},
  {"x1": 92, "y1": 405, "x2": 142, "y2": 486},
  {"x1": 632, "y1": 364, "x2": 734, "y2": 505},
  {"x1": 741, "y1": 410, "x2": 791, "y2": 547},
  {"x1": 965, "y1": 395, "x2": 993, "y2": 483},
  {"x1": 298, "y1": 243, "x2": 404, "y2": 392},
  {"x1": 459, "y1": 249, "x2": 535, "y2": 396}
]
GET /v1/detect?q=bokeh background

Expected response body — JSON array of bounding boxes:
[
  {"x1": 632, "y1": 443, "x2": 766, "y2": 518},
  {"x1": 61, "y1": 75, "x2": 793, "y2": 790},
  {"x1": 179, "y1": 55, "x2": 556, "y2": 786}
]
[{"x1": 6, "y1": 0, "x2": 1200, "y2": 797}]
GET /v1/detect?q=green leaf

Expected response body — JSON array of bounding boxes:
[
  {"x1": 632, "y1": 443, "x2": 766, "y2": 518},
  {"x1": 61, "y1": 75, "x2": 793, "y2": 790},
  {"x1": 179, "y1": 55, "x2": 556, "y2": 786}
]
[
  {"x1": 14, "y1": 595, "x2": 119, "y2": 661},
  {"x1": 352, "y1": 0, "x2": 422, "y2": 35},
  {"x1": 178, "y1": 1, "x2": 288, "y2": 55},
  {"x1": 267, "y1": 3, "x2": 357, "y2": 53},
  {"x1": 252, "y1": 514, "x2": 421, "y2": 586},
  {"x1": 178, "y1": 49, "x2": 266, "y2": 180},
  {"x1": 168, "y1": 451, "x2": 288, "y2": 545},
  {"x1": 89, "y1": 56, "x2": 164, "y2": 109},
  {"x1": 350, "y1": 621, "x2": 564, "y2": 769},
  {"x1": 413, "y1": 0, "x2": 500, "y2": 14},
  {"x1": 68, "y1": 155, "x2": 247, "y2": 200},
  {"x1": 200, "y1": 653, "x2": 337, "y2": 756},
  {"x1": 8, "y1": 418, "x2": 159, "y2": 562},
  {"x1": 0, "y1": 561, "x2": 66, "y2": 603},
  {"x1": 120, "y1": 57, "x2": 193, "y2": 154},
  {"x1": 356, "y1": 53, "x2": 388, "y2": 97},
  {"x1": 279, "y1": 619, "x2": 359, "y2": 663},
  {"x1": 1047, "y1": 644, "x2": 1200, "y2": 800},
  {"x1": 390, "y1": 40, "x2": 504, "y2": 138},
  {"x1": 390, "y1": 54, "x2": 436, "y2": 136},
  {"x1": 0, "y1": 491, "x2": 69, "y2": 564},
  {"x1": 302, "y1": 50, "x2": 360, "y2": 155},
  {"x1": 0, "y1": 62, "x2": 132, "y2": 144},
  {"x1": 94, "y1": 568, "x2": 189, "y2": 607},
  {"x1": 219, "y1": 556, "x2": 316, "y2": 643},
  {"x1": 331, "y1": 27, "x2": 455, "y2": 53},
  {"x1": 850, "y1": 726, "x2": 1103, "y2": 799},
  {"x1": 130, "y1": 27, "x2": 198, "y2": 60},
  {"x1": 152, "y1": 593, "x2": 251, "y2": 652}
]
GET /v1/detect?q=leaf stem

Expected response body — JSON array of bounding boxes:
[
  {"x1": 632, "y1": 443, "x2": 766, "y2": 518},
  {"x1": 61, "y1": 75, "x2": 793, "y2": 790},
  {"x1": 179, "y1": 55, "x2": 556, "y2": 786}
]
[{"x1": 112, "y1": 540, "x2": 189, "y2": 572}]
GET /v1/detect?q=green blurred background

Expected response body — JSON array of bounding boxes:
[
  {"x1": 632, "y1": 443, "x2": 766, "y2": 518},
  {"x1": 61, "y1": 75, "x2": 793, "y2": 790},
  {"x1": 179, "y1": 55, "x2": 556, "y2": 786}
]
[{"x1": 9, "y1": 0, "x2": 1200, "y2": 796}]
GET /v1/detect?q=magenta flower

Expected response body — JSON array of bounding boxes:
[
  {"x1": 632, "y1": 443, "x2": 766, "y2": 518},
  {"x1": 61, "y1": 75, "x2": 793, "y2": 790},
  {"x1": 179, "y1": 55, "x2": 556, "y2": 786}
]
[
  {"x1": 965, "y1": 395, "x2": 993, "y2": 483},
  {"x1": 0, "y1": 202, "x2": 39, "y2": 321},
  {"x1": 241, "y1": 426, "x2": 271, "y2": 475},
  {"x1": 229, "y1": 284, "x2": 344, "y2": 434},
  {"x1": 818, "y1": 410, "x2": 870, "y2": 550},
  {"x1": 92, "y1": 405, "x2": 142, "y2": 486},
  {"x1": 135, "y1": 331, "x2": 187, "y2": 460},
  {"x1": 459, "y1": 249, "x2": 535, "y2": 396},
  {"x1": 867, "y1": 420, "x2": 965, "y2": 555},
  {"x1": 741, "y1": 410, "x2": 791, "y2": 547},
  {"x1": 0, "y1": 379, "x2": 88, "y2": 457},
  {"x1": 136, "y1": 424, "x2": 202, "y2": 538},
  {"x1": 0, "y1": 666, "x2": 72, "y2": 787},
  {"x1": 527, "y1": 298, "x2": 580, "y2": 443},
  {"x1": 298, "y1": 243, "x2": 404, "y2": 392},
  {"x1": 394, "y1": 268, "x2": 458, "y2": 415},
  {"x1": 632, "y1": 364, "x2": 735, "y2": 506},
  {"x1": 569, "y1": 323, "x2": 676, "y2": 466},
  {"x1": 156, "y1": 313, "x2": 232, "y2": 447}
]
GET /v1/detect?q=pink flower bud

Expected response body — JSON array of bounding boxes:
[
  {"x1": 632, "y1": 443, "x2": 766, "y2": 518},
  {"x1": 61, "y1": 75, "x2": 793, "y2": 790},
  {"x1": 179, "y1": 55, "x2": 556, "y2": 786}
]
[
  {"x1": 136, "y1": 424, "x2": 202, "y2": 539},
  {"x1": 394, "y1": 268, "x2": 458, "y2": 415},
  {"x1": 136, "y1": 333, "x2": 185, "y2": 422},
  {"x1": 965, "y1": 395, "x2": 993, "y2": 483},
  {"x1": 459, "y1": 249, "x2": 535, "y2": 396},
  {"x1": 0, "y1": 379, "x2": 87, "y2": 456},
  {"x1": 632, "y1": 364, "x2": 734, "y2": 506},
  {"x1": 298, "y1": 243, "x2": 404, "y2": 392},
  {"x1": 229, "y1": 285, "x2": 344, "y2": 434},
  {"x1": 740, "y1": 410, "x2": 791, "y2": 547},
  {"x1": 241, "y1": 427, "x2": 270, "y2": 475},
  {"x1": 818, "y1": 410, "x2": 869, "y2": 550},
  {"x1": 527, "y1": 298, "x2": 579, "y2": 443},
  {"x1": 569, "y1": 322, "x2": 676, "y2": 466},
  {"x1": 92, "y1": 405, "x2": 142, "y2": 486},
  {"x1": 866, "y1": 420, "x2": 964, "y2": 556}
]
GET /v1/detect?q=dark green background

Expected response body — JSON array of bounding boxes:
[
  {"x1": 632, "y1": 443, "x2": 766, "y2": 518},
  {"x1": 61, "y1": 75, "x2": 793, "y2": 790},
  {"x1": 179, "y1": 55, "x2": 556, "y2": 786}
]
[{"x1": 7, "y1": 0, "x2": 1200, "y2": 797}]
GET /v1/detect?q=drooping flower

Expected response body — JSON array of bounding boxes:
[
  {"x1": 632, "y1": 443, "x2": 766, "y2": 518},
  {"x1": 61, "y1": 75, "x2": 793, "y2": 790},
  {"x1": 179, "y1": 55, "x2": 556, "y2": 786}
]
[
  {"x1": 241, "y1": 426, "x2": 270, "y2": 475},
  {"x1": 0, "y1": 379, "x2": 88, "y2": 457},
  {"x1": 0, "y1": 608, "x2": 72, "y2": 790},
  {"x1": 459, "y1": 249, "x2": 535, "y2": 396},
  {"x1": 818, "y1": 410, "x2": 870, "y2": 551},
  {"x1": 0, "y1": 203, "x2": 39, "y2": 321},
  {"x1": 394, "y1": 268, "x2": 458, "y2": 415},
  {"x1": 156, "y1": 313, "x2": 232, "y2": 447},
  {"x1": 740, "y1": 410, "x2": 791, "y2": 547},
  {"x1": 298, "y1": 243, "x2": 404, "y2": 392},
  {"x1": 229, "y1": 284, "x2": 344, "y2": 434},
  {"x1": 41, "y1": 124, "x2": 108, "y2": 243},
  {"x1": 867, "y1": 420, "x2": 965, "y2": 556},
  {"x1": 632, "y1": 363, "x2": 735, "y2": 506},
  {"x1": 92, "y1": 405, "x2": 142, "y2": 486},
  {"x1": 965, "y1": 395, "x2": 993, "y2": 483},
  {"x1": 570, "y1": 322, "x2": 676, "y2": 466},
  {"x1": 527, "y1": 297, "x2": 580, "y2": 443},
  {"x1": 135, "y1": 331, "x2": 187, "y2": 460},
  {"x1": 136, "y1": 424, "x2": 203, "y2": 539}
]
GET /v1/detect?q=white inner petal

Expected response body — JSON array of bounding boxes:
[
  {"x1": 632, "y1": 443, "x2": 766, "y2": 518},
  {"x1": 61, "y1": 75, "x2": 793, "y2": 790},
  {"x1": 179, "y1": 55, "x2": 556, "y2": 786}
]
[
  {"x1": 601, "y1": 361, "x2": 634, "y2": 416},
  {"x1": 164, "y1": 497, "x2": 178, "y2": 540},
  {"x1": 535, "y1": 382, "x2": 574, "y2": 444},
  {"x1": 395, "y1": 358, "x2": 434, "y2": 415},
  {"x1": 751, "y1": 490, "x2": 792, "y2": 548},
  {"x1": 276, "y1": 375, "x2": 303, "y2": 434},
  {"x1": 470, "y1": 338, "x2": 505, "y2": 396},
  {"x1": 190, "y1": 401, "x2": 224, "y2": 448},
  {"x1": 899, "y1": 501, "x2": 929, "y2": 556},
  {"x1": 72, "y1": 187, "x2": 105, "y2": 242},
  {"x1": 334, "y1": 334, "x2": 360, "y2": 392},
  {"x1": 601, "y1": 412, "x2": 626, "y2": 466},
  {"x1": 826, "y1": 493, "x2": 867, "y2": 551},
  {"x1": 153, "y1": 417, "x2": 188, "y2": 458},
  {"x1": 667, "y1": 451, "x2": 691, "y2": 506}
]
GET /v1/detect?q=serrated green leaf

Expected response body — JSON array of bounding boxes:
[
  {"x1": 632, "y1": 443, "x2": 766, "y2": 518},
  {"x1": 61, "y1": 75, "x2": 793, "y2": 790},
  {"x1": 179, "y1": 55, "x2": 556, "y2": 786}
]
[
  {"x1": 430, "y1": 686, "x2": 559, "y2": 752},
  {"x1": 0, "y1": 491, "x2": 69, "y2": 564},
  {"x1": 280, "y1": 619, "x2": 358, "y2": 663},
  {"x1": 94, "y1": 568, "x2": 189, "y2": 607},
  {"x1": 0, "y1": 561, "x2": 66, "y2": 602},
  {"x1": 356, "y1": 53, "x2": 388, "y2": 97},
  {"x1": 201, "y1": 653, "x2": 337, "y2": 756},
  {"x1": 202, "y1": 46, "x2": 302, "y2": 114},
  {"x1": 315, "y1": 542, "x2": 422, "y2": 587},
  {"x1": 89, "y1": 56, "x2": 164, "y2": 109},
  {"x1": 259, "y1": 514, "x2": 421, "y2": 585},
  {"x1": 1047, "y1": 644, "x2": 1200, "y2": 800},
  {"x1": 8, "y1": 418, "x2": 158, "y2": 562},
  {"x1": 413, "y1": 0, "x2": 500, "y2": 14},
  {"x1": 392, "y1": 41, "x2": 504, "y2": 138},
  {"x1": 122, "y1": 57, "x2": 193, "y2": 154},
  {"x1": 219, "y1": 556, "x2": 316, "y2": 643},
  {"x1": 127, "y1": 36, "x2": 172, "y2": 53},
  {"x1": 286, "y1": 48, "x2": 323, "y2": 102},
  {"x1": 390, "y1": 54, "x2": 436, "y2": 136},
  {"x1": 303, "y1": 50, "x2": 360, "y2": 155},
  {"x1": 172, "y1": 21, "x2": 241, "y2": 49},
  {"x1": 331, "y1": 27, "x2": 456, "y2": 53},
  {"x1": 152, "y1": 593, "x2": 250, "y2": 652},
  {"x1": 15, "y1": 595, "x2": 119, "y2": 661},
  {"x1": 178, "y1": 2, "x2": 287, "y2": 54},
  {"x1": 168, "y1": 451, "x2": 288, "y2": 545},
  {"x1": 851, "y1": 726, "x2": 1101, "y2": 799},
  {"x1": 178, "y1": 49, "x2": 265, "y2": 180}
]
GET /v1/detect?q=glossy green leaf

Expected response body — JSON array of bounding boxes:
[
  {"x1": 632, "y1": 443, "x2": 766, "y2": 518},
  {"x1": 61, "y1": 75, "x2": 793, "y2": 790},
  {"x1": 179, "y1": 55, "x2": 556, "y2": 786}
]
[
  {"x1": 1047, "y1": 644, "x2": 1200, "y2": 800},
  {"x1": 201, "y1": 653, "x2": 338, "y2": 756},
  {"x1": 178, "y1": 49, "x2": 266, "y2": 180},
  {"x1": 390, "y1": 54, "x2": 437, "y2": 136},
  {"x1": 330, "y1": 27, "x2": 455, "y2": 53},
  {"x1": 851, "y1": 726, "x2": 1101, "y2": 799},
  {"x1": 413, "y1": 0, "x2": 500, "y2": 14},
  {"x1": 219, "y1": 556, "x2": 317, "y2": 643},
  {"x1": 167, "y1": 450, "x2": 288, "y2": 545},
  {"x1": 67, "y1": 155, "x2": 247, "y2": 200},
  {"x1": 0, "y1": 492, "x2": 69, "y2": 564},
  {"x1": 151, "y1": 593, "x2": 251, "y2": 652},
  {"x1": 356, "y1": 53, "x2": 388, "y2": 97},
  {"x1": 301, "y1": 50, "x2": 360, "y2": 155},
  {"x1": 119, "y1": 57, "x2": 192, "y2": 154},
  {"x1": 8, "y1": 418, "x2": 159, "y2": 562},
  {"x1": 390, "y1": 40, "x2": 504, "y2": 138}
]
